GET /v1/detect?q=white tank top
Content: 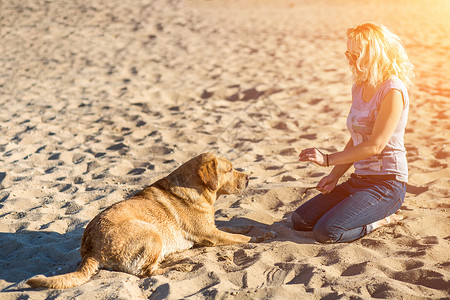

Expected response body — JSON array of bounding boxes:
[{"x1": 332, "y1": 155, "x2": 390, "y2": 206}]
[{"x1": 347, "y1": 76, "x2": 409, "y2": 182}]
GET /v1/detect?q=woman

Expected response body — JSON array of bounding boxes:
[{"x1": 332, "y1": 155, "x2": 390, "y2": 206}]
[{"x1": 292, "y1": 22, "x2": 414, "y2": 243}]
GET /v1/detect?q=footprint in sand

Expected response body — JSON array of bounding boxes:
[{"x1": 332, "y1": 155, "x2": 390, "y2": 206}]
[
  {"x1": 404, "y1": 259, "x2": 425, "y2": 270},
  {"x1": 233, "y1": 249, "x2": 260, "y2": 268},
  {"x1": 260, "y1": 266, "x2": 289, "y2": 287},
  {"x1": 286, "y1": 264, "x2": 318, "y2": 287},
  {"x1": 392, "y1": 269, "x2": 449, "y2": 290},
  {"x1": 341, "y1": 262, "x2": 375, "y2": 277}
]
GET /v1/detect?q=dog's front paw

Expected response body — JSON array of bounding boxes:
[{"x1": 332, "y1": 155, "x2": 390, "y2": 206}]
[
  {"x1": 219, "y1": 225, "x2": 254, "y2": 234},
  {"x1": 250, "y1": 230, "x2": 276, "y2": 243}
]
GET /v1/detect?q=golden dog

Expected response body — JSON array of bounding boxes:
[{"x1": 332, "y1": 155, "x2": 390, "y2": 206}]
[{"x1": 27, "y1": 153, "x2": 269, "y2": 289}]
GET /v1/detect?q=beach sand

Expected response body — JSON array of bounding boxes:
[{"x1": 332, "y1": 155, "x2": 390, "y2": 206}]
[{"x1": 0, "y1": 0, "x2": 449, "y2": 299}]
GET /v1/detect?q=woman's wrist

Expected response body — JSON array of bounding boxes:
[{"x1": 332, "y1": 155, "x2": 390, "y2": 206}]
[{"x1": 329, "y1": 162, "x2": 353, "y2": 179}]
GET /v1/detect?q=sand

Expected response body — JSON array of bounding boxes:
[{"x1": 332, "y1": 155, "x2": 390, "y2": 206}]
[{"x1": 0, "y1": 0, "x2": 449, "y2": 299}]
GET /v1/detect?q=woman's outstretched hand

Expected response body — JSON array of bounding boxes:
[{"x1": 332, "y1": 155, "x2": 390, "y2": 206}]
[
  {"x1": 316, "y1": 174, "x2": 339, "y2": 194},
  {"x1": 299, "y1": 148, "x2": 337, "y2": 194},
  {"x1": 298, "y1": 148, "x2": 327, "y2": 166}
]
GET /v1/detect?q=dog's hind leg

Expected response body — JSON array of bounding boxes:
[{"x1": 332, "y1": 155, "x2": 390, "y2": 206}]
[
  {"x1": 111, "y1": 220, "x2": 165, "y2": 276},
  {"x1": 140, "y1": 252, "x2": 163, "y2": 277},
  {"x1": 138, "y1": 237, "x2": 195, "y2": 276},
  {"x1": 143, "y1": 259, "x2": 196, "y2": 276}
]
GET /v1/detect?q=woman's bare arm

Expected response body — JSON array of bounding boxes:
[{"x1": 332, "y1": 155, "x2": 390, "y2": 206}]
[
  {"x1": 299, "y1": 89, "x2": 404, "y2": 167},
  {"x1": 328, "y1": 89, "x2": 404, "y2": 166}
]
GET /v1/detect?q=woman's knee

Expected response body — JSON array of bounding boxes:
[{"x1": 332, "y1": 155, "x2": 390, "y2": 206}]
[
  {"x1": 291, "y1": 212, "x2": 343, "y2": 243},
  {"x1": 313, "y1": 224, "x2": 339, "y2": 244},
  {"x1": 291, "y1": 211, "x2": 314, "y2": 231}
]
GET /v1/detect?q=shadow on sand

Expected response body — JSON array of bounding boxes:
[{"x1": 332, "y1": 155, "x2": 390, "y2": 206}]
[{"x1": 0, "y1": 227, "x2": 85, "y2": 291}]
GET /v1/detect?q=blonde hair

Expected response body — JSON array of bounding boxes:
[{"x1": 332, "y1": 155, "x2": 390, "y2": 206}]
[{"x1": 347, "y1": 22, "x2": 414, "y2": 88}]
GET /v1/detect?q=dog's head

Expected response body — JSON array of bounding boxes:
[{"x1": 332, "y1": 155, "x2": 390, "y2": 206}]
[
  {"x1": 162, "y1": 153, "x2": 249, "y2": 203},
  {"x1": 196, "y1": 153, "x2": 249, "y2": 196}
]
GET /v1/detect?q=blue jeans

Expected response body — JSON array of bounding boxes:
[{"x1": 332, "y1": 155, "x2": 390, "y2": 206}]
[{"x1": 291, "y1": 176, "x2": 406, "y2": 243}]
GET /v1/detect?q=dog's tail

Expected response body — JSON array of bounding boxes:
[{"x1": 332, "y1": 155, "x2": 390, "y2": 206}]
[{"x1": 26, "y1": 256, "x2": 99, "y2": 289}]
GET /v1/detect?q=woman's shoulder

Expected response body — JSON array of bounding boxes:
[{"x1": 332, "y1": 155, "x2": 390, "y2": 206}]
[
  {"x1": 378, "y1": 76, "x2": 409, "y2": 107},
  {"x1": 383, "y1": 76, "x2": 407, "y2": 92}
]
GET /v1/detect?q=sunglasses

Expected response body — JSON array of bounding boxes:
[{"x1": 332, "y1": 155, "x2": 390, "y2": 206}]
[{"x1": 345, "y1": 51, "x2": 359, "y2": 61}]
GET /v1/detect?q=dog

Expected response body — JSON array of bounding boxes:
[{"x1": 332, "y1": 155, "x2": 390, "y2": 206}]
[{"x1": 27, "y1": 153, "x2": 272, "y2": 289}]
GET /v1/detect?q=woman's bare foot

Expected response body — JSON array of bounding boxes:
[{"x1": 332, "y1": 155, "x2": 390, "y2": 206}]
[{"x1": 371, "y1": 212, "x2": 405, "y2": 230}]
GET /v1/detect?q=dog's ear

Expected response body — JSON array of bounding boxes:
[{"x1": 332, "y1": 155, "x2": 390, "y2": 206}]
[{"x1": 198, "y1": 158, "x2": 219, "y2": 191}]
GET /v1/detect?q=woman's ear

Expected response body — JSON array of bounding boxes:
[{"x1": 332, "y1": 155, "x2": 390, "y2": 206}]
[{"x1": 197, "y1": 158, "x2": 219, "y2": 191}]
